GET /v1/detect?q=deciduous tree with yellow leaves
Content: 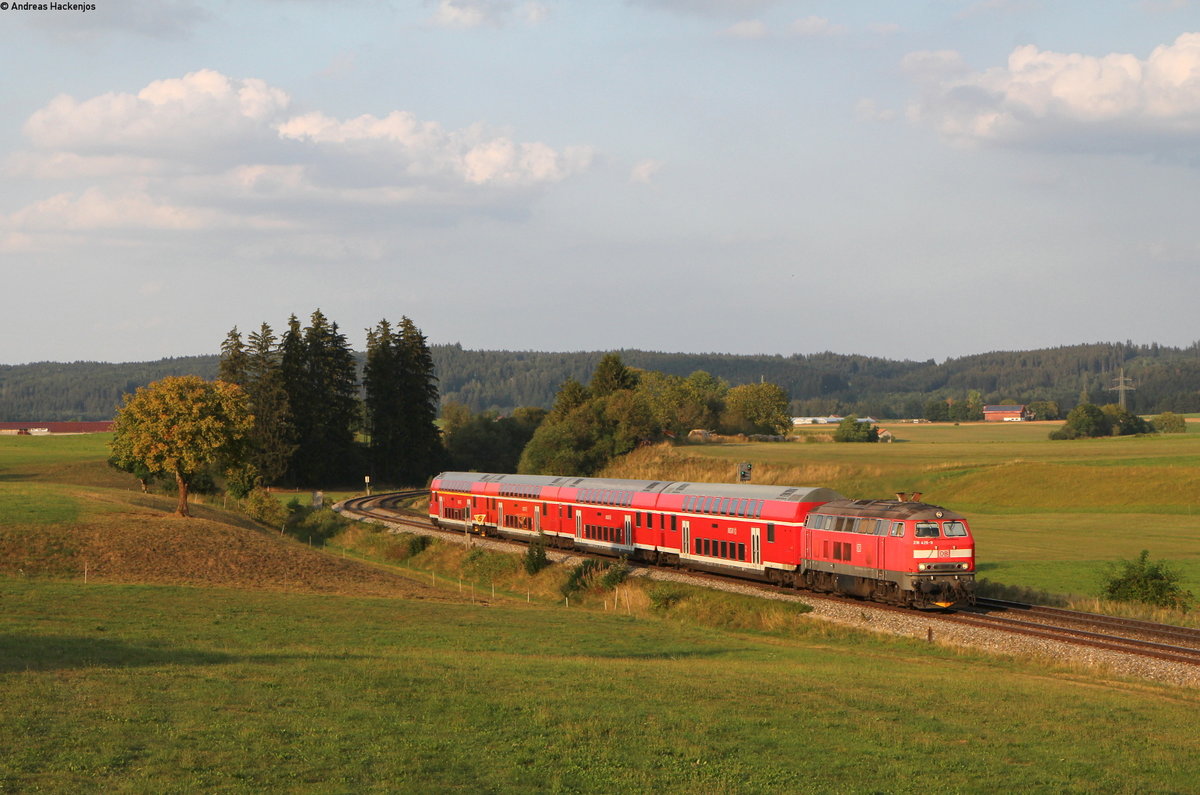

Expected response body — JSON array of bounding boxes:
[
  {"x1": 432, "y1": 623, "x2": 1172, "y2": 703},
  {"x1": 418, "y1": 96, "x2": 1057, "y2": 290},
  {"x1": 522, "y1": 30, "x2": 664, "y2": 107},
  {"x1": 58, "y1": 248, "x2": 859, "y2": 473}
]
[{"x1": 110, "y1": 376, "x2": 253, "y2": 517}]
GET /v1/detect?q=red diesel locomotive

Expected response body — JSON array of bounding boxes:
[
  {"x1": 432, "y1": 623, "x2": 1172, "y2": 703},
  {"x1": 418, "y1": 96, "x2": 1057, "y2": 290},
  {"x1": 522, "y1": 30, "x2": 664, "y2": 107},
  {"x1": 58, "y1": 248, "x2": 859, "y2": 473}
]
[{"x1": 429, "y1": 472, "x2": 975, "y2": 609}]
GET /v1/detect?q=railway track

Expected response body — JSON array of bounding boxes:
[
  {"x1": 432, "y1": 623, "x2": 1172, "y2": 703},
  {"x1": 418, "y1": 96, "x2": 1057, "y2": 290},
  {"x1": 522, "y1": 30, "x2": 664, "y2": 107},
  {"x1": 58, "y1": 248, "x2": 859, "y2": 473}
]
[{"x1": 339, "y1": 491, "x2": 1200, "y2": 668}]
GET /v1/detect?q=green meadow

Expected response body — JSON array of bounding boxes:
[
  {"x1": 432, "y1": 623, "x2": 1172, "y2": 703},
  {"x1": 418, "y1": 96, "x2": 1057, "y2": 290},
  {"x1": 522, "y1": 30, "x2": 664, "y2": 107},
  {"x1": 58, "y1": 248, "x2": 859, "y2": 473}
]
[
  {"x1": 4, "y1": 578, "x2": 1200, "y2": 793},
  {"x1": 4, "y1": 430, "x2": 1200, "y2": 791}
]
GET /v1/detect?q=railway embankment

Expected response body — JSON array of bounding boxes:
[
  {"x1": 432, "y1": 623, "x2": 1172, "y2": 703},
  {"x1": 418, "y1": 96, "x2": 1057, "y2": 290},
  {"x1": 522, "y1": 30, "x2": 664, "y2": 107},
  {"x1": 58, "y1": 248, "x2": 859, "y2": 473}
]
[{"x1": 341, "y1": 496, "x2": 1200, "y2": 689}]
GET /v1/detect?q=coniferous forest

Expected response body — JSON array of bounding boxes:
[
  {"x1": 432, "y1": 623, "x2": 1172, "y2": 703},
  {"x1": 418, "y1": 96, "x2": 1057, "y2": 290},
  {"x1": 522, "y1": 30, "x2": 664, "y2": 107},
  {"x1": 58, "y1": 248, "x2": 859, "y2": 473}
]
[{"x1": 3, "y1": 340, "x2": 1200, "y2": 424}]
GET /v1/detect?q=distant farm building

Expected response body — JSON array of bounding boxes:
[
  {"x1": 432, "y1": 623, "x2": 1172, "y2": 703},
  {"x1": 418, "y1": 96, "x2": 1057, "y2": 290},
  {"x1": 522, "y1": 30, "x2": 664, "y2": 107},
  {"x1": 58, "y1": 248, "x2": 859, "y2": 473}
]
[
  {"x1": 982, "y1": 405, "x2": 1033, "y2": 422},
  {"x1": 0, "y1": 421, "x2": 114, "y2": 435}
]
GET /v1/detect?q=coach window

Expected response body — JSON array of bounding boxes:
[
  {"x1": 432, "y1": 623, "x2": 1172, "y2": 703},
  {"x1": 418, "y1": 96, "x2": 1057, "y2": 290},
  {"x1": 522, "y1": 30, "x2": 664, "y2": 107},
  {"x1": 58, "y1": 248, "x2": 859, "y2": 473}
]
[
  {"x1": 670, "y1": 515, "x2": 677, "y2": 532},
  {"x1": 915, "y1": 522, "x2": 940, "y2": 538},
  {"x1": 767, "y1": 524, "x2": 775, "y2": 543}
]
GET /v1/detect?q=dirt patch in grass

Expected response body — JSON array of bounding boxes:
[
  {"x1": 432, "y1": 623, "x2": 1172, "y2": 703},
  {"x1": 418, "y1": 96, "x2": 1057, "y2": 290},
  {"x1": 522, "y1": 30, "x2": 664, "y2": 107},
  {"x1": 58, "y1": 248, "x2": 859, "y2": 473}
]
[{"x1": 0, "y1": 512, "x2": 456, "y2": 601}]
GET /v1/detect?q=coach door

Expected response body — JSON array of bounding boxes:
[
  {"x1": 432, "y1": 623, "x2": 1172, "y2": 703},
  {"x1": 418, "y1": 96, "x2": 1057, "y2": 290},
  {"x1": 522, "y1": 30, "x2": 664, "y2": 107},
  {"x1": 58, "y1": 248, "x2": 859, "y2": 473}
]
[
  {"x1": 682, "y1": 520, "x2": 691, "y2": 559},
  {"x1": 751, "y1": 527, "x2": 761, "y2": 566},
  {"x1": 624, "y1": 516, "x2": 632, "y2": 547},
  {"x1": 576, "y1": 511, "x2": 583, "y2": 538}
]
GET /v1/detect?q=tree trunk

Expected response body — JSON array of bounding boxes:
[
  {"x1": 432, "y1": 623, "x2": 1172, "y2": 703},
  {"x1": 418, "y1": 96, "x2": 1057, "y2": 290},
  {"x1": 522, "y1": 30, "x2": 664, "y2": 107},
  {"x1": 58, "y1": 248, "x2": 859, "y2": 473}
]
[{"x1": 175, "y1": 471, "x2": 191, "y2": 517}]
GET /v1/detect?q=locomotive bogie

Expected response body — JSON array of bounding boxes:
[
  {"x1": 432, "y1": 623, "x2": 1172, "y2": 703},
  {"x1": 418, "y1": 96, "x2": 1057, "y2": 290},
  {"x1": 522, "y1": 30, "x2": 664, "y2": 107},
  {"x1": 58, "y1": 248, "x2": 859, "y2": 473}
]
[{"x1": 428, "y1": 472, "x2": 976, "y2": 609}]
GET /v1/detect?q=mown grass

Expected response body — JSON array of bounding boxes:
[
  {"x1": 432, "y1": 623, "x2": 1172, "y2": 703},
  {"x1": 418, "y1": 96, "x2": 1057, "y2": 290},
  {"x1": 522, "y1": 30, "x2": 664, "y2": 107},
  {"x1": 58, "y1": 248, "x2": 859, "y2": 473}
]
[{"x1": 4, "y1": 576, "x2": 1200, "y2": 793}]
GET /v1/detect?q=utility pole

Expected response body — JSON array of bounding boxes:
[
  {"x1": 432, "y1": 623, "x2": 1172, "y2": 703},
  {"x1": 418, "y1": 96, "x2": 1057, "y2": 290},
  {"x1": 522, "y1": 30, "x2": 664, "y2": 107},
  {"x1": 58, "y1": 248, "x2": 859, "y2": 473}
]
[{"x1": 1109, "y1": 367, "x2": 1135, "y2": 410}]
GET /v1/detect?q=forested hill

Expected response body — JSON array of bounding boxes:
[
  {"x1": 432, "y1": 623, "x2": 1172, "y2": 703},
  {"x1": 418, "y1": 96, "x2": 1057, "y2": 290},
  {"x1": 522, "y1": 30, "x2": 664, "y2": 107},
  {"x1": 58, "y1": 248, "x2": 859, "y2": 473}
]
[{"x1": 3, "y1": 341, "x2": 1199, "y2": 421}]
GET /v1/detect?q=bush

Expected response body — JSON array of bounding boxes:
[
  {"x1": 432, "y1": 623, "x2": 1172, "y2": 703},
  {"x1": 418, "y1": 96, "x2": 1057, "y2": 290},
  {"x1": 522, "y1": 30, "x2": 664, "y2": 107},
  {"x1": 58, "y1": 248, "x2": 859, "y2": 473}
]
[
  {"x1": 647, "y1": 584, "x2": 687, "y2": 611},
  {"x1": 833, "y1": 415, "x2": 878, "y2": 443},
  {"x1": 242, "y1": 488, "x2": 287, "y2": 530},
  {"x1": 223, "y1": 463, "x2": 259, "y2": 499},
  {"x1": 408, "y1": 534, "x2": 432, "y2": 556},
  {"x1": 561, "y1": 559, "x2": 601, "y2": 597},
  {"x1": 1152, "y1": 411, "x2": 1187, "y2": 434},
  {"x1": 1100, "y1": 550, "x2": 1194, "y2": 611},
  {"x1": 1051, "y1": 403, "x2": 1110, "y2": 439},
  {"x1": 523, "y1": 531, "x2": 550, "y2": 575},
  {"x1": 1101, "y1": 404, "x2": 1150, "y2": 435},
  {"x1": 285, "y1": 506, "x2": 352, "y2": 545},
  {"x1": 599, "y1": 557, "x2": 630, "y2": 589}
]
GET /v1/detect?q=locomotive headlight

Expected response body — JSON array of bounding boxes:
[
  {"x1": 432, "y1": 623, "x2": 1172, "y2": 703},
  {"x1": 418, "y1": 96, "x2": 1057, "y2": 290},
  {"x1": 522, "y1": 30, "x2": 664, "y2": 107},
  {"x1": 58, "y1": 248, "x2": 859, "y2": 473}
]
[{"x1": 918, "y1": 563, "x2": 927, "y2": 571}]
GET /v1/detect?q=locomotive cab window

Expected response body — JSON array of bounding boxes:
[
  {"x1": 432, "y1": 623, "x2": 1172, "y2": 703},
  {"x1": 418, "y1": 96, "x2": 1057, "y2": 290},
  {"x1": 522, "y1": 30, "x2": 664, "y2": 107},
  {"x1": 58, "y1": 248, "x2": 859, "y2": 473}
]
[
  {"x1": 915, "y1": 522, "x2": 940, "y2": 538},
  {"x1": 944, "y1": 521, "x2": 968, "y2": 537},
  {"x1": 890, "y1": 522, "x2": 904, "y2": 537}
]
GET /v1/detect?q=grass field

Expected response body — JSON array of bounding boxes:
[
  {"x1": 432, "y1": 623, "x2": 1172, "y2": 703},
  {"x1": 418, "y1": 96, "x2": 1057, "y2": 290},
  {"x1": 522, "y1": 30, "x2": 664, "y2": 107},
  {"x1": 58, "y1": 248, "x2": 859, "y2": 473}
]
[
  {"x1": 4, "y1": 577, "x2": 1200, "y2": 792},
  {"x1": 4, "y1": 431, "x2": 1200, "y2": 791}
]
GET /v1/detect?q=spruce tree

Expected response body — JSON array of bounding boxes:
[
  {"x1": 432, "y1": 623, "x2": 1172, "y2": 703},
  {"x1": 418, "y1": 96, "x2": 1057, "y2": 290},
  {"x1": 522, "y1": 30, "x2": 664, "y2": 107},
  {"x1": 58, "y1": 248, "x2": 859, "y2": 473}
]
[
  {"x1": 277, "y1": 311, "x2": 361, "y2": 486},
  {"x1": 300, "y1": 310, "x2": 360, "y2": 485},
  {"x1": 245, "y1": 323, "x2": 296, "y2": 486},
  {"x1": 364, "y1": 317, "x2": 442, "y2": 485},
  {"x1": 396, "y1": 316, "x2": 442, "y2": 483},
  {"x1": 218, "y1": 327, "x2": 249, "y2": 385},
  {"x1": 364, "y1": 319, "x2": 403, "y2": 484},
  {"x1": 278, "y1": 315, "x2": 311, "y2": 485}
]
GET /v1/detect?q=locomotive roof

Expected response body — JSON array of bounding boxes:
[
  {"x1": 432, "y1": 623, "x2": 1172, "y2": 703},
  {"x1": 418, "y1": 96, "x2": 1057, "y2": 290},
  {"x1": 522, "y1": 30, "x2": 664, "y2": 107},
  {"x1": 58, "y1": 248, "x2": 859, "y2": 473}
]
[
  {"x1": 434, "y1": 472, "x2": 843, "y2": 504},
  {"x1": 817, "y1": 498, "x2": 965, "y2": 521}
]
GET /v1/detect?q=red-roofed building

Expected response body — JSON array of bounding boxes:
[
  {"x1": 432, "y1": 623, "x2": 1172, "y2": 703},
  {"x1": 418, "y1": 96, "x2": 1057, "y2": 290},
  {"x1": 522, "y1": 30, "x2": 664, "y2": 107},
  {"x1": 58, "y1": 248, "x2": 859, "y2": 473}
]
[{"x1": 982, "y1": 405, "x2": 1033, "y2": 422}]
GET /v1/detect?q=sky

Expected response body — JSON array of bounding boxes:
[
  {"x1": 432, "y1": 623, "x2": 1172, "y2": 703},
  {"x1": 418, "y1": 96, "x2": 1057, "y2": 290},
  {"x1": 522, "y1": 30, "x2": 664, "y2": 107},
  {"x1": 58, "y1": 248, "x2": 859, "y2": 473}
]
[{"x1": 3, "y1": 0, "x2": 1200, "y2": 365}]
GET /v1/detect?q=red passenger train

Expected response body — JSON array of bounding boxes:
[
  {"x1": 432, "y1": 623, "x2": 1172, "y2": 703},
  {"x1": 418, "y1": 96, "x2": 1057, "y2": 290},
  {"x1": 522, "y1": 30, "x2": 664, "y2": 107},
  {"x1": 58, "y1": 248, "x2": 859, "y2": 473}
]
[{"x1": 429, "y1": 472, "x2": 975, "y2": 609}]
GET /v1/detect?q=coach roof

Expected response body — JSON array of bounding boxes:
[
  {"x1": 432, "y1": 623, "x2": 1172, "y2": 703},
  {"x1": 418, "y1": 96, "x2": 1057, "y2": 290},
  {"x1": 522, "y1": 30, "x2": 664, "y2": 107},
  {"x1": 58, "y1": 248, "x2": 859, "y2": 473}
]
[{"x1": 434, "y1": 472, "x2": 843, "y2": 504}]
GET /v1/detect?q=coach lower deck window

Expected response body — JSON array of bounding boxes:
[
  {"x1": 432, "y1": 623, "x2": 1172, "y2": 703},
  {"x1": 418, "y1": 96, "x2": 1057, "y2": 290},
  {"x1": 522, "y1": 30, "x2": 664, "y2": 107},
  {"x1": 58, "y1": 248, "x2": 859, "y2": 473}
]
[{"x1": 767, "y1": 524, "x2": 775, "y2": 543}]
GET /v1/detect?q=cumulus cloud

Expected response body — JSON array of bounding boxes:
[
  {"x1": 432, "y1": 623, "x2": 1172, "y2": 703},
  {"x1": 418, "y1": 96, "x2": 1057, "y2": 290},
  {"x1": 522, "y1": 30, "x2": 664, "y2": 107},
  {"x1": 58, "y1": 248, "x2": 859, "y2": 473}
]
[
  {"x1": 628, "y1": 0, "x2": 780, "y2": 15},
  {"x1": 430, "y1": 0, "x2": 550, "y2": 28},
  {"x1": 19, "y1": 0, "x2": 209, "y2": 41},
  {"x1": 7, "y1": 187, "x2": 284, "y2": 232},
  {"x1": 789, "y1": 16, "x2": 846, "y2": 37},
  {"x1": 905, "y1": 32, "x2": 1200, "y2": 152},
  {"x1": 722, "y1": 19, "x2": 769, "y2": 39},
  {"x1": 22, "y1": 70, "x2": 290, "y2": 162},
  {"x1": 629, "y1": 159, "x2": 664, "y2": 183},
  {"x1": 720, "y1": 14, "x2": 848, "y2": 40},
  {"x1": 3, "y1": 70, "x2": 593, "y2": 239}
]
